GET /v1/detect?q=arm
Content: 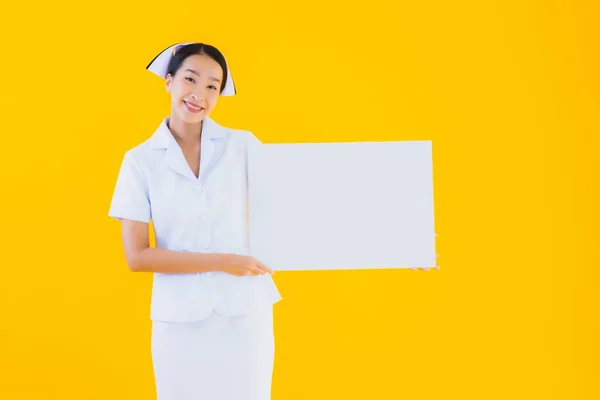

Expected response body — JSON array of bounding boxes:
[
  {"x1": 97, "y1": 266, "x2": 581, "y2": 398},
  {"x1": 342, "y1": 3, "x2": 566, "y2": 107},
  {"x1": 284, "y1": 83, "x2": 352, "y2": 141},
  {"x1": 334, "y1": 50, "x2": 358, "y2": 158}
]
[{"x1": 120, "y1": 219, "x2": 273, "y2": 275}]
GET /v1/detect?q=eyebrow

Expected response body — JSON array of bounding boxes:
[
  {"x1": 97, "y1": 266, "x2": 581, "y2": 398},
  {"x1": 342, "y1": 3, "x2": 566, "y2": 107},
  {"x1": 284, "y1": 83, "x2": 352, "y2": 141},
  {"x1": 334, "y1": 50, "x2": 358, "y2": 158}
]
[{"x1": 185, "y1": 69, "x2": 221, "y2": 83}]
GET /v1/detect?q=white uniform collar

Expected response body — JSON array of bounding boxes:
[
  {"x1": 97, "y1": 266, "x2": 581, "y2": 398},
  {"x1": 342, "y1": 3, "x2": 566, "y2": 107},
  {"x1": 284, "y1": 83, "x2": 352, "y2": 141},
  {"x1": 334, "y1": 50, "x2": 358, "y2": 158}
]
[{"x1": 150, "y1": 116, "x2": 226, "y2": 150}]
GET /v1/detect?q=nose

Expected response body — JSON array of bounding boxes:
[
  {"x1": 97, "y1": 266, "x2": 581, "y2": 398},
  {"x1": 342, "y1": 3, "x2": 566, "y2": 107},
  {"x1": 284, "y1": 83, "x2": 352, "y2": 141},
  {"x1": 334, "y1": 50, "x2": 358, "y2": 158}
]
[{"x1": 191, "y1": 87, "x2": 210, "y2": 102}]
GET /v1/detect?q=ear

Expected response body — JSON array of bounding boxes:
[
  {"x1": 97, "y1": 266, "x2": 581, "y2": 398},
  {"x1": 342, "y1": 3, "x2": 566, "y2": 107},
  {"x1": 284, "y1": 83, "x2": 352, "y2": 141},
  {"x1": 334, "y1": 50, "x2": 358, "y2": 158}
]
[{"x1": 165, "y1": 73, "x2": 173, "y2": 93}]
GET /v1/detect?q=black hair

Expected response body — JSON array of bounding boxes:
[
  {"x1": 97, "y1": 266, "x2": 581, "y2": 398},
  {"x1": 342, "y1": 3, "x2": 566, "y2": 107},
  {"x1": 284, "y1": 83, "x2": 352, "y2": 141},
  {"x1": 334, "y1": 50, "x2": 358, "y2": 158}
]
[{"x1": 166, "y1": 43, "x2": 232, "y2": 95}]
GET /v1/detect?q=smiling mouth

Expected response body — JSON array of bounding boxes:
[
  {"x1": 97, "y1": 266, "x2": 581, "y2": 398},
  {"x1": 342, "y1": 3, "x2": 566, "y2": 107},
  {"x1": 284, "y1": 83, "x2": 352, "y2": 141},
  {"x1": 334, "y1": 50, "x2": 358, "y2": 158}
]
[{"x1": 183, "y1": 101, "x2": 205, "y2": 113}]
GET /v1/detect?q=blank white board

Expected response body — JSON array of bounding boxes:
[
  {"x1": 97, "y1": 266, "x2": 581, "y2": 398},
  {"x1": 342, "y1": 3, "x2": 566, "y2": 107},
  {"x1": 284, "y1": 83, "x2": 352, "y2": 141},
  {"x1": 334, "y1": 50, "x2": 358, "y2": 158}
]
[{"x1": 247, "y1": 140, "x2": 436, "y2": 271}]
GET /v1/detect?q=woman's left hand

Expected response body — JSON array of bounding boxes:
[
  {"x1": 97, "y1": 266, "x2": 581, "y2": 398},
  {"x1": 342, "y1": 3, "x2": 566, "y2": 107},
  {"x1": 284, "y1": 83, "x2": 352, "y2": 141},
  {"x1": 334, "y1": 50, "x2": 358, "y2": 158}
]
[{"x1": 410, "y1": 232, "x2": 440, "y2": 271}]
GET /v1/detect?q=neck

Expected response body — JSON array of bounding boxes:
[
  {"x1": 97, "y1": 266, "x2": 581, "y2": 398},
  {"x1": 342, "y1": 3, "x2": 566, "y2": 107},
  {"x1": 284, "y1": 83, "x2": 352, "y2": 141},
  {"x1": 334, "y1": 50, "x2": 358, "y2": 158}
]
[{"x1": 168, "y1": 115, "x2": 203, "y2": 148}]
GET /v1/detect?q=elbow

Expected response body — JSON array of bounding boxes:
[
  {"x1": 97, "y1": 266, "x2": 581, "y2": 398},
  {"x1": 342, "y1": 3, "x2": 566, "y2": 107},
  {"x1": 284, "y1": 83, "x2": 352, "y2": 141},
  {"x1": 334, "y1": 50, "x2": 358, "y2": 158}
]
[
  {"x1": 125, "y1": 251, "x2": 145, "y2": 272},
  {"x1": 127, "y1": 260, "x2": 142, "y2": 272}
]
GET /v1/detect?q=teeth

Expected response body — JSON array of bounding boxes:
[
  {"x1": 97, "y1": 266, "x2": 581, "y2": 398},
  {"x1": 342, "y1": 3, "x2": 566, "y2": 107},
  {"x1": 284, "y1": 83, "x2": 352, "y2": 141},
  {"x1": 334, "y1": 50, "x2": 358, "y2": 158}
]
[{"x1": 185, "y1": 102, "x2": 202, "y2": 111}]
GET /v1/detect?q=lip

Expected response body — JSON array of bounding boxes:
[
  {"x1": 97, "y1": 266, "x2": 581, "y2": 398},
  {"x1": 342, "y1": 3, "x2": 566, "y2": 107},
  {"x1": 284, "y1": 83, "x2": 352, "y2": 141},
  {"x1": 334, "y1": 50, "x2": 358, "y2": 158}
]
[{"x1": 183, "y1": 101, "x2": 205, "y2": 113}]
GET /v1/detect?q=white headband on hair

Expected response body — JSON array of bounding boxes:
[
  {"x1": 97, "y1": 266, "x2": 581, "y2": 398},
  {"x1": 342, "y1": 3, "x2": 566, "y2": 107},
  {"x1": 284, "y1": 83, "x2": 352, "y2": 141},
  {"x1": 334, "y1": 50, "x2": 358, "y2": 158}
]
[{"x1": 146, "y1": 42, "x2": 236, "y2": 96}]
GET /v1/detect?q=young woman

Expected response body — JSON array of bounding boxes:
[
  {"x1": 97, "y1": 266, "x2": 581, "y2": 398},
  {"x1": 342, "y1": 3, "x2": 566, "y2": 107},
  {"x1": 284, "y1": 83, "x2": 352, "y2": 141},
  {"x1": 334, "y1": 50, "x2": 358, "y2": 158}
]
[{"x1": 109, "y1": 42, "x2": 282, "y2": 400}]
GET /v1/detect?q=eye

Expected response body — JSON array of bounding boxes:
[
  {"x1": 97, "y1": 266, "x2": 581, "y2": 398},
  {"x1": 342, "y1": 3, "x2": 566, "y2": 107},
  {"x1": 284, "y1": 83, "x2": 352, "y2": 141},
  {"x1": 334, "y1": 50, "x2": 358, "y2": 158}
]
[
  {"x1": 208, "y1": 85, "x2": 218, "y2": 90},
  {"x1": 185, "y1": 77, "x2": 195, "y2": 83}
]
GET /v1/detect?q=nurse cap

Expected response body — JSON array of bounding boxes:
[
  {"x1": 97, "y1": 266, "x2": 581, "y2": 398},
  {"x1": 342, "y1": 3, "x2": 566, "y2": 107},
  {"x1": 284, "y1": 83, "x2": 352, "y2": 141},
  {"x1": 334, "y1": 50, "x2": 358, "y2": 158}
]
[{"x1": 146, "y1": 42, "x2": 236, "y2": 96}]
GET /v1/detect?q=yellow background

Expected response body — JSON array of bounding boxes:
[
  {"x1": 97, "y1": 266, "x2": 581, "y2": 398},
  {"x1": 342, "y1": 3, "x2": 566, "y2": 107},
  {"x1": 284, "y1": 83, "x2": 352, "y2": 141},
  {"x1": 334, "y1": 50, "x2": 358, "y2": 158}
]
[{"x1": 1, "y1": 0, "x2": 598, "y2": 398}]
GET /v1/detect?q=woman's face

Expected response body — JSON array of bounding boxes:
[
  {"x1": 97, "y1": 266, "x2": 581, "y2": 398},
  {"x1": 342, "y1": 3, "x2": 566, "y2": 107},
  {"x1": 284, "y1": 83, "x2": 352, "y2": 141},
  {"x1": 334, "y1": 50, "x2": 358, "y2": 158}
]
[{"x1": 165, "y1": 54, "x2": 224, "y2": 124}]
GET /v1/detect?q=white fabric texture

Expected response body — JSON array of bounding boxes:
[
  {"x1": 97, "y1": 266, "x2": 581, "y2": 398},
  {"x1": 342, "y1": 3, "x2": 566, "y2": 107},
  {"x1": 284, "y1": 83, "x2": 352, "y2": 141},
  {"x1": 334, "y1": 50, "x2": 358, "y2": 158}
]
[
  {"x1": 151, "y1": 306, "x2": 275, "y2": 400},
  {"x1": 108, "y1": 116, "x2": 281, "y2": 322}
]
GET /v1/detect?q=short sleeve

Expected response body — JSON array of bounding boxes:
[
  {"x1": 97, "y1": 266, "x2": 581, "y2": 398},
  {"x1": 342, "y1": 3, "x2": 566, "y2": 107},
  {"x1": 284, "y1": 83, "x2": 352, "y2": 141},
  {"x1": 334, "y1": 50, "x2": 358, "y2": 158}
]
[{"x1": 108, "y1": 151, "x2": 151, "y2": 223}]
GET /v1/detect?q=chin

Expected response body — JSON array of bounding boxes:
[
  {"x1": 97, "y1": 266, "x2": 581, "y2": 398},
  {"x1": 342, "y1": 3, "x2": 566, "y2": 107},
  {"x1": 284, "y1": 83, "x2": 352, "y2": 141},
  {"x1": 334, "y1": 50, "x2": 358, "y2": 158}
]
[
  {"x1": 184, "y1": 115, "x2": 205, "y2": 124},
  {"x1": 178, "y1": 110, "x2": 206, "y2": 124}
]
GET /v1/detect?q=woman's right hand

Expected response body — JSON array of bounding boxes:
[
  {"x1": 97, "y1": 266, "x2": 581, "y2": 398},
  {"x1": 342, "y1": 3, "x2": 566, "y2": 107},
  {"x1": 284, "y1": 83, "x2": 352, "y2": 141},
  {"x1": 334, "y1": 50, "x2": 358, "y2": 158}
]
[{"x1": 217, "y1": 254, "x2": 274, "y2": 277}]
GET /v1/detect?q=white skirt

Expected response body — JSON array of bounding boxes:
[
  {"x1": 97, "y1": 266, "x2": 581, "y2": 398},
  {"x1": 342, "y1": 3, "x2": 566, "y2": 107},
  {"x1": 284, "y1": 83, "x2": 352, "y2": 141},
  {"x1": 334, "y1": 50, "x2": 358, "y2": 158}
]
[{"x1": 151, "y1": 306, "x2": 275, "y2": 400}]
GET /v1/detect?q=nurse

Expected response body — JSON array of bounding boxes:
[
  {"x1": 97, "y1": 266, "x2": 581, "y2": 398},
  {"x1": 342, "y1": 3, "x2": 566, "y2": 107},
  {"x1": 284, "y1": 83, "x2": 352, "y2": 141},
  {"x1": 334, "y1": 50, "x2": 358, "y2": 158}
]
[{"x1": 108, "y1": 42, "x2": 282, "y2": 400}]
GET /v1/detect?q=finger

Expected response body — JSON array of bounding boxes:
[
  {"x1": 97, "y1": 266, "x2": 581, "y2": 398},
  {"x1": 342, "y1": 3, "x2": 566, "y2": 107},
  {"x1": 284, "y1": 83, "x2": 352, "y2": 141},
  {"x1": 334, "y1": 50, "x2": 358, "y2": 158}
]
[
  {"x1": 242, "y1": 265, "x2": 260, "y2": 276},
  {"x1": 254, "y1": 263, "x2": 272, "y2": 275},
  {"x1": 257, "y1": 261, "x2": 274, "y2": 275},
  {"x1": 247, "y1": 266, "x2": 262, "y2": 275}
]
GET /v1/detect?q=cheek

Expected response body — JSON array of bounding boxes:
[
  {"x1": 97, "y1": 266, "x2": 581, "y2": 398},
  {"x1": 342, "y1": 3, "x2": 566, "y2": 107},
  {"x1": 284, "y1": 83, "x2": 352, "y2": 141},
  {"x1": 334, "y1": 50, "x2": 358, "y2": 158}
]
[
  {"x1": 170, "y1": 83, "x2": 188, "y2": 100},
  {"x1": 171, "y1": 96, "x2": 183, "y2": 110},
  {"x1": 208, "y1": 93, "x2": 220, "y2": 108}
]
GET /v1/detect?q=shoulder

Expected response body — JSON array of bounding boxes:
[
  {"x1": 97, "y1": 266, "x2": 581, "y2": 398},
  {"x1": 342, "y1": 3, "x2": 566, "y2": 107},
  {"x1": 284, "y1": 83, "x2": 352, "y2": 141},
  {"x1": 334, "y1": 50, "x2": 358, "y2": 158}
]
[
  {"x1": 233, "y1": 129, "x2": 262, "y2": 149},
  {"x1": 118, "y1": 119, "x2": 167, "y2": 167},
  {"x1": 119, "y1": 139, "x2": 153, "y2": 170},
  {"x1": 111, "y1": 134, "x2": 157, "y2": 184},
  {"x1": 125, "y1": 138, "x2": 152, "y2": 157},
  {"x1": 214, "y1": 121, "x2": 263, "y2": 153}
]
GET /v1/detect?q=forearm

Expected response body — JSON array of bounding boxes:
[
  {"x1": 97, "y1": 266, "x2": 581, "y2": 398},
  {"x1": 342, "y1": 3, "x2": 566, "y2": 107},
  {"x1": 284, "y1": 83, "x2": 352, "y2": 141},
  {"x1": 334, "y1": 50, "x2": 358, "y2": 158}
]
[{"x1": 128, "y1": 247, "x2": 231, "y2": 274}]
